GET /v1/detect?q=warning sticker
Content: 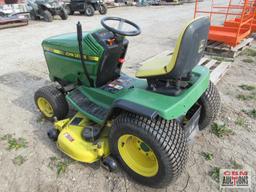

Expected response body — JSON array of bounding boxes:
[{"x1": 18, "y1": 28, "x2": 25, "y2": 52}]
[{"x1": 63, "y1": 133, "x2": 74, "y2": 142}]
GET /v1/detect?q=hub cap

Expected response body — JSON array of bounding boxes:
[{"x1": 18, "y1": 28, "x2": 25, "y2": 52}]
[
  {"x1": 118, "y1": 134, "x2": 159, "y2": 177},
  {"x1": 37, "y1": 97, "x2": 54, "y2": 117}
]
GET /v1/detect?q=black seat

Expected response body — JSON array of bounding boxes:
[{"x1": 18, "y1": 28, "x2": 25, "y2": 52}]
[
  {"x1": 135, "y1": 17, "x2": 210, "y2": 95},
  {"x1": 136, "y1": 17, "x2": 210, "y2": 80}
]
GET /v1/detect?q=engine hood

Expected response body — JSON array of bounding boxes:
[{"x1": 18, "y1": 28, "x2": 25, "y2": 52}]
[
  {"x1": 42, "y1": 31, "x2": 104, "y2": 57},
  {"x1": 42, "y1": 32, "x2": 81, "y2": 53}
]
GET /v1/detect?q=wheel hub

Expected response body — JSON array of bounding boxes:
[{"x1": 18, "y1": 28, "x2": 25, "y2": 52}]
[
  {"x1": 140, "y1": 142, "x2": 150, "y2": 152},
  {"x1": 118, "y1": 134, "x2": 159, "y2": 177},
  {"x1": 37, "y1": 97, "x2": 54, "y2": 117}
]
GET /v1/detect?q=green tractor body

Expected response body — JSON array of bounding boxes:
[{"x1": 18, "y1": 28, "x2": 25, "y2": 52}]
[
  {"x1": 42, "y1": 31, "x2": 209, "y2": 124},
  {"x1": 35, "y1": 17, "x2": 221, "y2": 188}
]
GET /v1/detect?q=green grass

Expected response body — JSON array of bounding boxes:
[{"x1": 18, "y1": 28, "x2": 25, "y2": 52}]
[
  {"x1": 242, "y1": 48, "x2": 256, "y2": 57},
  {"x1": 242, "y1": 58, "x2": 254, "y2": 63},
  {"x1": 235, "y1": 117, "x2": 246, "y2": 126},
  {"x1": 249, "y1": 109, "x2": 256, "y2": 119},
  {"x1": 36, "y1": 116, "x2": 45, "y2": 123},
  {"x1": 0, "y1": 134, "x2": 28, "y2": 150},
  {"x1": 48, "y1": 156, "x2": 73, "y2": 176},
  {"x1": 7, "y1": 137, "x2": 28, "y2": 151},
  {"x1": 239, "y1": 84, "x2": 255, "y2": 91},
  {"x1": 211, "y1": 56, "x2": 225, "y2": 62},
  {"x1": 211, "y1": 123, "x2": 234, "y2": 138},
  {"x1": 236, "y1": 94, "x2": 256, "y2": 101},
  {"x1": 0, "y1": 134, "x2": 12, "y2": 141},
  {"x1": 201, "y1": 152, "x2": 214, "y2": 161},
  {"x1": 243, "y1": 109, "x2": 256, "y2": 119},
  {"x1": 12, "y1": 155, "x2": 27, "y2": 166},
  {"x1": 230, "y1": 160, "x2": 243, "y2": 169},
  {"x1": 209, "y1": 167, "x2": 220, "y2": 183}
]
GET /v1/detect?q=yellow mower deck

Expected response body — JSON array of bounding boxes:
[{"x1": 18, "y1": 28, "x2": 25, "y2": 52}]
[{"x1": 55, "y1": 113, "x2": 110, "y2": 163}]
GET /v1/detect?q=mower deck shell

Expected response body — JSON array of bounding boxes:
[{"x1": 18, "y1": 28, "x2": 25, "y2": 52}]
[{"x1": 55, "y1": 113, "x2": 110, "y2": 163}]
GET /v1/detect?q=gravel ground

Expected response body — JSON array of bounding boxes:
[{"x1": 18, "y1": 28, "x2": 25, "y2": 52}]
[{"x1": 0, "y1": 3, "x2": 255, "y2": 192}]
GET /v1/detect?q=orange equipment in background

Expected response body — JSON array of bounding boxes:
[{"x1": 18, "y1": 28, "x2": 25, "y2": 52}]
[
  {"x1": 194, "y1": 0, "x2": 255, "y2": 47},
  {"x1": 224, "y1": 0, "x2": 256, "y2": 32}
]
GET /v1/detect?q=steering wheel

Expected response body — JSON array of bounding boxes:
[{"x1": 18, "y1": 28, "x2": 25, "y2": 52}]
[{"x1": 101, "y1": 17, "x2": 141, "y2": 36}]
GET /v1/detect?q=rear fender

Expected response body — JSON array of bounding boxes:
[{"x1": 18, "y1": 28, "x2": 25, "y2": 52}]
[{"x1": 108, "y1": 99, "x2": 159, "y2": 120}]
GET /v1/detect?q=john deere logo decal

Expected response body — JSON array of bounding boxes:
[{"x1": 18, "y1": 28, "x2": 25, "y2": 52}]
[{"x1": 44, "y1": 46, "x2": 99, "y2": 62}]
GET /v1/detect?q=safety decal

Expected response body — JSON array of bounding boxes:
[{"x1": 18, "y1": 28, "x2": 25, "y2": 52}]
[{"x1": 64, "y1": 132, "x2": 74, "y2": 142}]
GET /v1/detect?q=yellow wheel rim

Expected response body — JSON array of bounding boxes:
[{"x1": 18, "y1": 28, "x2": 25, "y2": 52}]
[
  {"x1": 37, "y1": 97, "x2": 54, "y2": 118},
  {"x1": 118, "y1": 134, "x2": 159, "y2": 177}
]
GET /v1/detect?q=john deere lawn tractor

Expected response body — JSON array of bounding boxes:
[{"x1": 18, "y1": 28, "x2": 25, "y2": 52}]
[{"x1": 35, "y1": 16, "x2": 221, "y2": 187}]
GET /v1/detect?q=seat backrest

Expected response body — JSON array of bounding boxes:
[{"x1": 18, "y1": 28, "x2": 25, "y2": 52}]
[{"x1": 165, "y1": 17, "x2": 210, "y2": 79}]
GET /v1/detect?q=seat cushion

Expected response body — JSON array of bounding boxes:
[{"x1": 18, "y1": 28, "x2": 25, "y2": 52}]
[{"x1": 135, "y1": 51, "x2": 174, "y2": 78}]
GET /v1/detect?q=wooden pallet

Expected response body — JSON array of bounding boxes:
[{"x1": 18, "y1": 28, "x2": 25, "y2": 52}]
[
  {"x1": 0, "y1": 17, "x2": 28, "y2": 29},
  {"x1": 252, "y1": 33, "x2": 256, "y2": 39},
  {"x1": 198, "y1": 57, "x2": 231, "y2": 85},
  {"x1": 205, "y1": 37, "x2": 254, "y2": 58},
  {"x1": 140, "y1": 50, "x2": 232, "y2": 85}
]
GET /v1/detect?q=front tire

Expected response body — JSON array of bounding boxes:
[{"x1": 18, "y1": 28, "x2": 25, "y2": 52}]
[
  {"x1": 84, "y1": 5, "x2": 94, "y2": 16},
  {"x1": 198, "y1": 81, "x2": 221, "y2": 130},
  {"x1": 42, "y1": 10, "x2": 53, "y2": 22},
  {"x1": 110, "y1": 113, "x2": 188, "y2": 188},
  {"x1": 29, "y1": 11, "x2": 37, "y2": 20},
  {"x1": 34, "y1": 85, "x2": 69, "y2": 121},
  {"x1": 99, "y1": 4, "x2": 107, "y2": 15}
]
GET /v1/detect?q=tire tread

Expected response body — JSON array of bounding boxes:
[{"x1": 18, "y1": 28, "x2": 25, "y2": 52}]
[{"x1": 111, "y1": 113, "x2": 188, "y2": 187}]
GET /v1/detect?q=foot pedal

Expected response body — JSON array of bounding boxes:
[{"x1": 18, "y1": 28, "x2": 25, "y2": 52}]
[
  {"x1": 82, "y1": 125, "x2": 102, "y2": 142},
  {"x1": 67, "y1": 89, "x2": 109, "y2": 122}
]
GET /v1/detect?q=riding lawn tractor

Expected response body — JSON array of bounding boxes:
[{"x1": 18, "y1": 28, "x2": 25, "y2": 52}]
[{"x1": 35, "y1": 16, "x2": 221, "y2": 187}]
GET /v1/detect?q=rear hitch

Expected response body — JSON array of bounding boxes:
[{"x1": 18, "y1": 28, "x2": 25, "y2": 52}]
[{"x1": 183, "y1": 104, "x2": 201, "y2": 144}]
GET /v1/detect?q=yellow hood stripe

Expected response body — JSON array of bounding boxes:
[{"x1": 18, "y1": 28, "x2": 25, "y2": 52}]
[{"x1": 44, "y1": 47, "x2": 99, "y2": 62}]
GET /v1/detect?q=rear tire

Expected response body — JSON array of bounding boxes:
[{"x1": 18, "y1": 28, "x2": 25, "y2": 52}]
[
  {"x1": 42, "y1": 10, "x2": 53, "y2": 22},
  {"x1": 84, "y1": 5, "x2": 94, "y2": 16},
  {"x1": 110, "y1": 113, "x2": 188, "y2": 188},
  {"x1": 198, "y1": 81, "x2": 221, "y2": 130},
  {"x1": 60, "y1": 8, "x2": 68, "y2": 20},
  {"x1": 34, "y1": 85, "x2": 69, "y2": 121},
  {"x1": 65, "y1": 4, "x2": 74, "y2": 15},
  {"x1": 99, "y1": 4, "x2": 107, "y2": 15}
]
